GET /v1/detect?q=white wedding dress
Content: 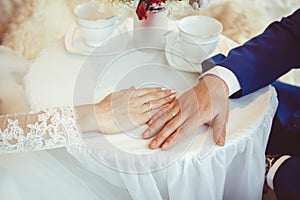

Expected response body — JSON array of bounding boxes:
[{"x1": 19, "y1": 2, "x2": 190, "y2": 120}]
[{"x1": 0, "y1": 107, "x2": 130, "y2": 200}]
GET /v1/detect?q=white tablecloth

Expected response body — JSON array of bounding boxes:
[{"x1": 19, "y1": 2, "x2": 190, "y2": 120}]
[{"x1": 23, "y1": 18, "x2": 278, "y2": 200}]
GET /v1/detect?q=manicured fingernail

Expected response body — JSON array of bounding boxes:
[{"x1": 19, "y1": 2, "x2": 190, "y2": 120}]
[
  {"x1": 148, "y1": 119, "x2": 153, "y2": 125},
  {"x1": 161, "y1": 87, "x2": 168, "y2": 91},
  {"x1": 150, "y1": 139, "x2": 157, "y2": 146},
  {"x1": 161, "y1": 141, "x2": 168, "y2": 149},
  {"x1": 171, "y1": 89, "x2": 176, "y2": 93},
  {"x1": 169, "y1": 94, "x2": 176, "y2": 99}
]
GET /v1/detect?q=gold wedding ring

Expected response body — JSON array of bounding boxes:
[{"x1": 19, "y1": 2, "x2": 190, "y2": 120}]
[
  {"x1": 168, "y1": 109, "x2": 176, "y2": 118},
  {"x1": 146, "y1": 102, "x2": 152, "y2": 112}
]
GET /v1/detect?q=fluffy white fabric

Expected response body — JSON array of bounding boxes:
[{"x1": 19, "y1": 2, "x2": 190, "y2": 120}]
[
  {"x1": 1, "y1": 0, "x2": 76, "y2": 60},
  {"x1": 0, "y1": 46, "x2": 30, "y2": 114},
  {"x1": 196, "y1": 0, "x2": 300, "y2": 44},
  {"x1": 0, "y1": 0, "x2": 87, "y2": 114},
  {"x1": 0, "y1": 0, "x2": 22, "y2": 44},
  {"x1": 1, "y1": 0, "x2": 299, "y2": 59}
]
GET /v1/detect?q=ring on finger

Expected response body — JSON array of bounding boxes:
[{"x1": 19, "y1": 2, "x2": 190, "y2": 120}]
[
  {"x1": 167, "y1": 109, "x2": 176, "y2": 118},
  {"x1": 146, "y1": 102, "x2": 152, "y2": 111}
]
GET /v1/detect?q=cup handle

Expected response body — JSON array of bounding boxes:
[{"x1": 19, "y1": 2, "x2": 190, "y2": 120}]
[{"x1": 164, "y1": 31, "x2": 184, "y2": 56}]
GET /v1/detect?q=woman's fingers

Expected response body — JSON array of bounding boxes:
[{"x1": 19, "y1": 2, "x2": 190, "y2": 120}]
[
  {"x1": 113, "y1": 87, "x2": 176, "y2": 108},
  {"x1": 138, "y1": 94, "x2": 176, "y2": 113},
  {"x1": 132, "y1": 87, "x2": 176, "y2": 106},
  {"x1": 125, "y1": 87, "x2": 177, "y2": 127},
  {"x1": 133, "y1": 87, "x2": 168, "y2": 96}
]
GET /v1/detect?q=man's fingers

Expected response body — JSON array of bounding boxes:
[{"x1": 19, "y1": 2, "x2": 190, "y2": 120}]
[
  {"x1": 212, "y1": 113, "x2": 227, "y2": 146},
  {"x1": 148, "y1": 112, "x2": 184, "y2": 149},
  {"x1": 142, "y1": 102, "x2": 177, "y2": 138}
]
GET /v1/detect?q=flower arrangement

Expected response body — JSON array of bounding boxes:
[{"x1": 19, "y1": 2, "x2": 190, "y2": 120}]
[
  {"x1": 136, "y1": 0, "x2": 167, "y2": 20},
  {"x1": 102, "y1": 0, "x2": 207, "y2": 20}
]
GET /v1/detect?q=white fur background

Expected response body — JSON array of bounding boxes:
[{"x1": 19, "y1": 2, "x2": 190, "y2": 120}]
[{"x1": 0, "y1": 0, "x2": 299, "y2": 115}]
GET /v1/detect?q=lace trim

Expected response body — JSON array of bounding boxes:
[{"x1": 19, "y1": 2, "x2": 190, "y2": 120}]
[
  {"x1": 0, "y1": 107, "x2": 82, "y2": 154},
  {"x1": 63, "y1": 107, "x2": 82, "y2": 147}
]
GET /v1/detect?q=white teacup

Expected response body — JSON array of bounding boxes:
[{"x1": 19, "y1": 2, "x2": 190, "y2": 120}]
[
  {"x1": 74, "y1": 2, "x2": 122, "y2": 47},
  {"x1": 176, "y1": 15, "x2": 223, "y2": 63}
]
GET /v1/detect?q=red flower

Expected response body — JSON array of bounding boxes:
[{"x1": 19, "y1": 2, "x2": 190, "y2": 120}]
[
  {"x1": 150, "y1": 0, "x2": 166, "y2": 4},
  {"x1": 136, "y1": 0, "x2": 166, "y2": 20},
  {"x1": 136, "y1": 1, "x2": 148, "y2": 20}
]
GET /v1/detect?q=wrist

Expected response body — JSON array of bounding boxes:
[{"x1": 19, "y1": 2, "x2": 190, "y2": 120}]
[
  {"x1": 201, "y1": 66, "x2": 241, "y2": 96},
  {"x1": 196, "y1": 74, "x2": 229, "y2": 98},
  {"x1": 74, "y1": 104, "x2": 100, "y2": 133}
]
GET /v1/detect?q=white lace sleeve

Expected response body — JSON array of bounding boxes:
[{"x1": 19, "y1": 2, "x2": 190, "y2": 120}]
[{"x1": 0, "y1": 107, "x2": 82, "y2": 154}]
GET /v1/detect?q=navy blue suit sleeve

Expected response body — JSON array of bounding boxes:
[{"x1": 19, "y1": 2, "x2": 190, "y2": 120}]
[
  {"x1": 273, "y1": 157, "x2": 300, "y2": 199},
  {"x1": 213, "y1": 8, "x2": 300, "y2": 96}
]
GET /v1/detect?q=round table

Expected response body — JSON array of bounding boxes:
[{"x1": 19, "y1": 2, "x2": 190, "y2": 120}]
[{"x1": 24, "y1": 18, "x2": 278, "y2": 200}]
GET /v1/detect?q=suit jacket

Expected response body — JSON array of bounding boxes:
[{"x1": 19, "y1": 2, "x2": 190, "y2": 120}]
[
  {"x1": 209, "y1": 10, "x2": 300, "y2": 198},
  {"x1": 211, "y1": 8, "x2": 300, "y2": 132}
]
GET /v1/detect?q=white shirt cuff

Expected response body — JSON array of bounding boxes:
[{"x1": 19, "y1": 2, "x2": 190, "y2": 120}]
[
  {"x1": 201, "y1": 66, "x2": 241, "y2": 96},
  {"x1": 266, "y1": 155, "x2": 291, "y2": 190}
]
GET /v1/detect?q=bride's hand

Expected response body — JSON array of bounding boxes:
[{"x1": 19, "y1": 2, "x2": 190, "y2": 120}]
[{"x1": 76, "y1": 87, "x2": 176, "y2": 134}]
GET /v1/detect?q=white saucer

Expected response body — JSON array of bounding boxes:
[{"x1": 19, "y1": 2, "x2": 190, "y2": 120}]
[
  {"x1": 64, "y1": 22, "x2": 130, "y2": 56},
  {"x1": 165, "y1": 32, "x2": 203, "y2": 73}
]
